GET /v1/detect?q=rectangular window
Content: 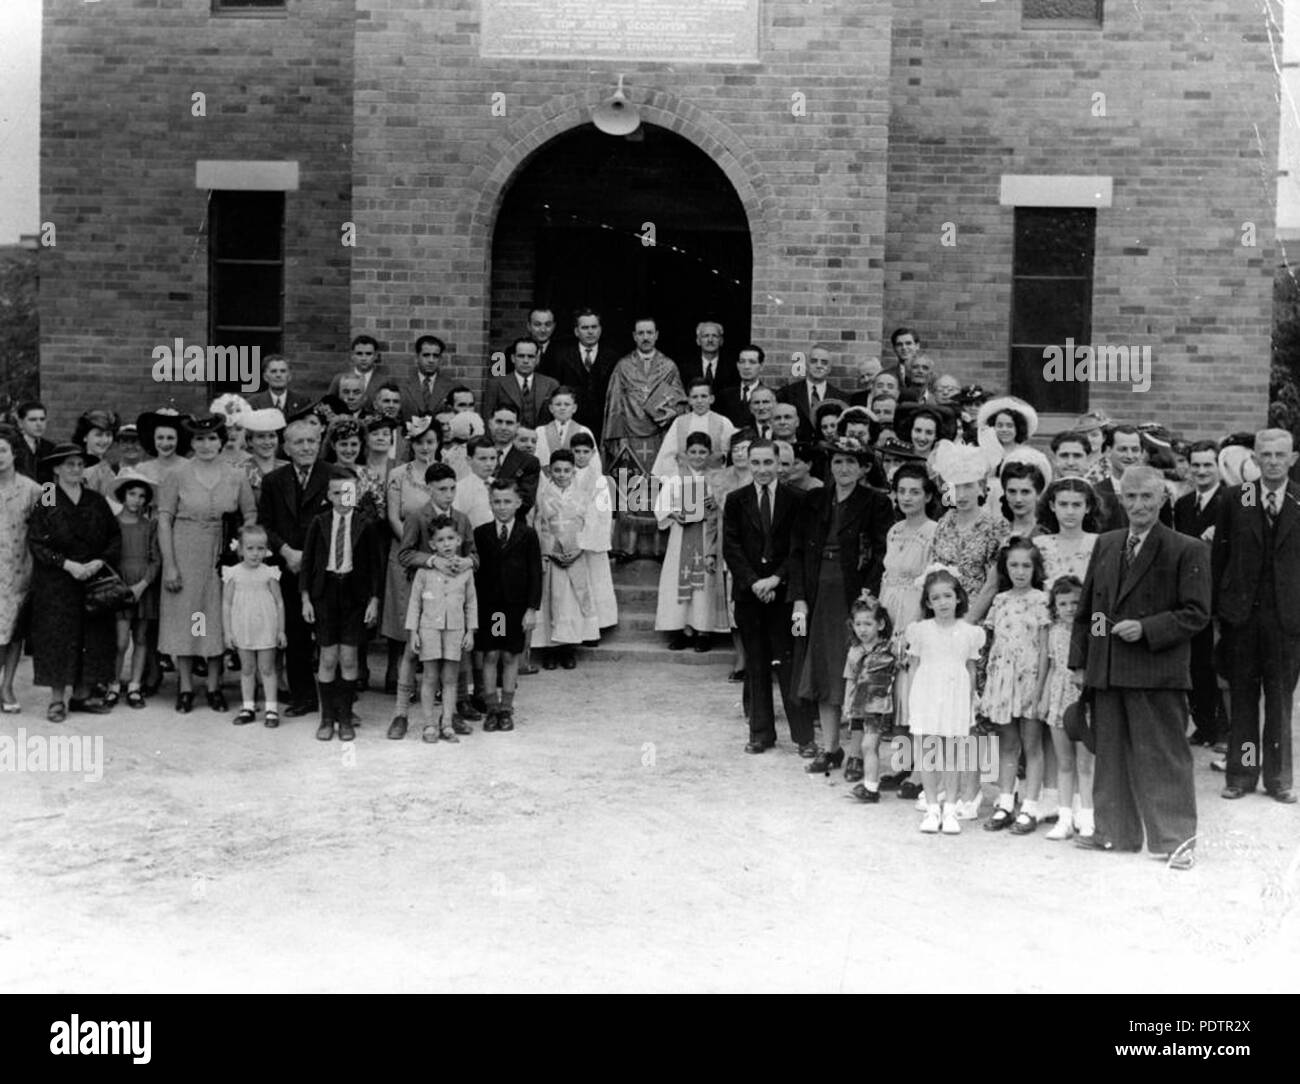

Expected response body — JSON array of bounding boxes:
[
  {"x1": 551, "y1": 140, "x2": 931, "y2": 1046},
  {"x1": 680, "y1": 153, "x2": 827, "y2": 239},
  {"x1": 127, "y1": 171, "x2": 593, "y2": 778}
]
[
  {"x1": 1009, "y1": 208, "x2": 1095, "y2": 414},
  {"x1": 1023, "y1": 0, "x2": 1103, "y2": 24},
  {"x1": 209, "y1": 191, "x2": 284, "y2": 394}
]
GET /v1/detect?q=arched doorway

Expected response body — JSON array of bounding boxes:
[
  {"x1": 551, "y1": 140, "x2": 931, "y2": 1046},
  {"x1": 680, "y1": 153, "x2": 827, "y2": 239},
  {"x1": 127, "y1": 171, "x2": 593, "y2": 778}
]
[{"x1": 489, "y1": 123, "x2": 753, "y2": 364}]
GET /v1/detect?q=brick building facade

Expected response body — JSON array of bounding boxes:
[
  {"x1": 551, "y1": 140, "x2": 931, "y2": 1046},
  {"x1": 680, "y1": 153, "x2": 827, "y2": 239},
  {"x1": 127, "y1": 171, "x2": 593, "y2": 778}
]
[{"x1": 39, "y1": 0, "x2": 1278, "y2": 438}]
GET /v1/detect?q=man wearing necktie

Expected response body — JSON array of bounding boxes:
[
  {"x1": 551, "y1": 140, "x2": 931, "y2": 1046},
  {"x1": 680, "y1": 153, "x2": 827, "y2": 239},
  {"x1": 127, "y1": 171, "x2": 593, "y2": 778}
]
[
  {"x1": 258, "y1": 420, "x2": 333, "y2": 716},
  {"x1": 483, "y1": 338, "x2": 559, "y2": 432},
  {"x1": 678, "y1": 320, "x2": 737, "y2": 391},
  {"x1": 1069, "y1": 466, "x2": 1211, "y2": 868},
  {"x1": 547, "y1": 308, "x2": 614, "y2": 440},
  {"x1": 1173, "y1": 440, "x2": 1226, "y2": 746},
  {"x1": 248, "y1": 355, "x2": 311, "y2": 418},
  {"x1": 1212, "y1": 430, "x2": 1300, "y2": 805},
  {"x1": 778, "y1": 343, "x2": 849, "y2": 442},
  {"x1": 723, "y1": 439, "x2": 815, "y2": 755},
  {"x1": 398, "y1": 335, "x2": 459, "y2": 420},
  {"x1": 717, "y1": 345, "x2": 767, "y2": 427}
]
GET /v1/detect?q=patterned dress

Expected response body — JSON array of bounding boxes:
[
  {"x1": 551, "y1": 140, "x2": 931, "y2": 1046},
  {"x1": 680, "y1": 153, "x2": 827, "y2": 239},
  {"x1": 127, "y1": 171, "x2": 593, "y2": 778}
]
[
  {"x1": 0, "y1": 473, "x2": 43, "y2": 642},
  {"x1": 931, "y1": 507, "x2": 1010, "y2": 603},
  {"x1": 1043, "y1": 620, "x2": 1078, "y2": 728},
  {"x1": 978, "y1": 588, "x2": 1051, "y2": 724},
  {"x1": 1036, "y1": 533, "x2": 1097, "y2": 590}
]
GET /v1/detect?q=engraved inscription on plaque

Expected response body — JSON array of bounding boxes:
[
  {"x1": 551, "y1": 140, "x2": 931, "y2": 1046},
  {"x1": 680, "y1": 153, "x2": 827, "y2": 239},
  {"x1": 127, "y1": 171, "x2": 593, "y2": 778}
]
[{"x1": 481, "y1": 0, "x2": 761, "y2": 63}]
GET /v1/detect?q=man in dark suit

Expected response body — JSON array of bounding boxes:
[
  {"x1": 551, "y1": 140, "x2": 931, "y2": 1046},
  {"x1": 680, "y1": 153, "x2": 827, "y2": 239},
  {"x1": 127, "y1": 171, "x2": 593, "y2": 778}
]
[
  {"x1": 1211, "y1": 429, "x2": 1300, "y2": 804},
  {"x1": 1093, "y1": 424, "x2": 1149, "y2": 531},
  {"x1": 299, "y1": 466, "x2": 384, "y2": 741},
  {"x1": 11, "y1": 400, "x2": 56, "y2": 483},
  {"x1": 326, "y1": 334, "x2": 384, "y2": 409},
  {"x1": 486, "y1": 402, "x2": 541, "y2": 516},
  {"x1": 258, "y1": 419, "x2": 333, "y2": 716},
  {"x1": 483, "y1": 339, "x2": 559, "y2": 432},
  {"x1": 544, "y1": 309, "x2": 616, "y2": 441},
  {"x1": 716, "y1": 344, "x2": 767, "y2": 429},
  {"x1": 1069, "y1": 466, "x2": 1211, "y2": 868},
  {"x1": 247, "y1": 355, "x2": 312, "y2": 418},
  {"x1": 396, "y1": 335, "x2": 461, "y2": 421},
  {"x1": 723, "y1": 438, "x2": 816, "y2": 756},
  {"x1": 1173, "y1": 439, "x2": 1226, "y2": 746},
  {"x1": 778, "y1": 343, "x2": 847, "y2": 442},
  {"x1": 676, "y1": 320, "x2": 738, "y2": 392}
]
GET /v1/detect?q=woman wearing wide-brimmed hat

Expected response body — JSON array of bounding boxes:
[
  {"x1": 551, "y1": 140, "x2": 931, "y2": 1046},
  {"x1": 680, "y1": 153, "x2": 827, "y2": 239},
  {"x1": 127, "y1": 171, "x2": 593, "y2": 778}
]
[
  {"x1": 239, "y1": 407, "x2": 287, "y2": 499},
  {"x1": 71, "y1": 409, "x2": 120, "y2": 501},
  {"x1": 789, "y1": 436, "x2": 894, "y2": 774},
  {"x1": 0, "y1": 425, "x2": 44, "y2": 713},
  {"x1": 136, "y1": 408, "x2": 193, "y2": 487},
  {"x1": 27, "y1": 443, "x2": 122, "y2": 721},
  {"x1": 976, "y1": 395, "x2": 1054, "y2": 492},
  {"x1": 156, "y1": 414, "x2": 256, "y2": 713}
]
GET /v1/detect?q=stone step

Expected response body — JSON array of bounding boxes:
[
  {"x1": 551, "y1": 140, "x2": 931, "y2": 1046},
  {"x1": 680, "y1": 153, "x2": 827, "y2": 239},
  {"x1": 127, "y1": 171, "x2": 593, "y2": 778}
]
[{"x1": 574, "y1": 639, "x2": 733, "y2": 666}]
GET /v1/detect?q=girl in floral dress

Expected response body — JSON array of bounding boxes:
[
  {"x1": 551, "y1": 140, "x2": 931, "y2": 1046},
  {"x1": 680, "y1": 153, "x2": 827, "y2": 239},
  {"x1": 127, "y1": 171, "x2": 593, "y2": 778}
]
[{"x1": 980, "y1": 538, "x2": 1051, "y2": 835}]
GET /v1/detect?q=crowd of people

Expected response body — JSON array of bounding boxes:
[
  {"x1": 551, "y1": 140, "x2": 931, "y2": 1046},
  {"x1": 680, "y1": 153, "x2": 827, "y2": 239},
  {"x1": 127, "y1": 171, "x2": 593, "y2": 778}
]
[{"x1": 1, "y1": 310, "x2": 1296, "y2": 869}]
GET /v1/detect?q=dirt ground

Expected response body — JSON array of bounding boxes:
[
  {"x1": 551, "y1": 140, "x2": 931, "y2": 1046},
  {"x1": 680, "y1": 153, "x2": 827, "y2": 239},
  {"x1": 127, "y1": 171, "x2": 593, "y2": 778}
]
[{"x1": 1, "y1": 662, "x2": 1297, "y2": 993}]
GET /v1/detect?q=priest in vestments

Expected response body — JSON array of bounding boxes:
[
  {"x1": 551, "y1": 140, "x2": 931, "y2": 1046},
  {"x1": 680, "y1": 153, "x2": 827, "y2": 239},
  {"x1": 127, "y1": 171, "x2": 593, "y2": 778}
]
[{"x1": 602, "y1": 318, "x2": 687, "y2": 557}]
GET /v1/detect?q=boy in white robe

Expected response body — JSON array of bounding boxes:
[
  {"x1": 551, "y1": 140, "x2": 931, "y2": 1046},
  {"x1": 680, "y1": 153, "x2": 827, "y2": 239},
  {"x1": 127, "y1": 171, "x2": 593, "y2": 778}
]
[
  {"x1": 654, "y1": 431, "x2": 727, "y2": 651},
  {"x1": 650, "y1": 378, "x2": 735, "y2": 481}
]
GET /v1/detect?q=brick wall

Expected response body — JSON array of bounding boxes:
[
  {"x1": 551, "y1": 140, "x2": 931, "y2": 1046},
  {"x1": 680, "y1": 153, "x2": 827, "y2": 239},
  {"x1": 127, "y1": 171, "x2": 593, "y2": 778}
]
[
  {"x1": 39, "y1": 0, "x2": 355, "y2": 434},
  {"x1": 884, "y1": 0, "x2": 1279, "y2": 437},
  {"x1": 349, "y1": 0, "x2": 893, "y2": 398}
]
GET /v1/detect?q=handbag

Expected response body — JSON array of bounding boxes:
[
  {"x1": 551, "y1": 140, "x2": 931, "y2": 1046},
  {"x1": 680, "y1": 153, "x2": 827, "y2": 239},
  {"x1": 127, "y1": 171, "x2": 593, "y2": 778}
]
[{"x1": 83, "y1": 564, "x2": 135, "y2": 616}]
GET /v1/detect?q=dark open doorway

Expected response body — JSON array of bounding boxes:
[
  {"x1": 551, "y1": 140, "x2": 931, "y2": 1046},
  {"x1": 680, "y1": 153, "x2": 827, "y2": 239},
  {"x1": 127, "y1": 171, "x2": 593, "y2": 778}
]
[{"x1": 490, "y1": 123, "x2": 752, "y2": 366}]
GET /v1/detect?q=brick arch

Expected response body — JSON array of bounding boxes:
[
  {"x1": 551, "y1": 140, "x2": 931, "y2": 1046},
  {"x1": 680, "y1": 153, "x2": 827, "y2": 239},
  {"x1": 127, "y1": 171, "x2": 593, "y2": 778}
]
[{"x1": 463, "y1": 93, "x2": 772, "y2": 270}]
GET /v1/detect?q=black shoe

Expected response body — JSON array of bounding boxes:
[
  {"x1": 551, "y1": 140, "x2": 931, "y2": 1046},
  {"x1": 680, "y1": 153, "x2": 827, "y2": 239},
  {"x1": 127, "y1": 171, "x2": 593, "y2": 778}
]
[
  {"x1": 315, "y1": 720, "x2": 334, "y2": 741},
  {"x1": 984, "y1": 806, "x2": 1016, "y2": 831},
  {"x1": 483, "y1": 710, "x2": 500, "y2": 732},
  {"x1": 560, "y1": 650, "x2": 577, "y2": 669},
  {"x1": 806, "y1": 748, "x2": 845, "y2": 773},
  {"x1": 232, "y1": 708, "x2": 256, "y2": 726},
  {"x1": 519, "y1": 661, "x2": 541, "y2": 675},
  {"x1": 338, "y1": 718, "x2": 356, "y2": 742},
  {"x1": 206, "y1": 689, "x2": 228, "y2": 712},
  {"x1": 263, "y1": 711, "x2": 279, "y2": 728},
  {"x1": 744, "y1": 738, "x2": 775, "y2": 754},
  {"x1": 497, "y1": 710, "x2": 515, "y2": 732},
  {"x1": 1221, "y1": 785, "x2": 1251, "y2": 799},
  {"x1": 175, "y1": 691, "x2": 194, "y2": 714},
  {"x1": 879, "y1": 771, "x2": 909, "y2": 791},
  {"x1": 285, "y1": 701, "x2": 318, "y2": 717},
  {"x1": 667, "y1": 633, "x2": 690, "y2": 651},
  {"x1": 456, "y1": 698, "x2": 483, "y2": 721},
  {"x1": 728, "y1": 669, "x2": 745, "y2": 683},
  {"x1": 1268, "y1": 788, "x2": 1298, "y2": 804},
  {"x1": 796, "y1": 741, "x2": 819, "y2": 759},
  {"x1": 849, "y1": 783, "x2": 880, "y2": 803},
  {"x1": 692, "y1": 635, "x2": 712, "y2": 653},
  {"x1": 898, "y1": 780, "x2": 923, "y2": 800},
  {"x1": 470, "y1": 694, "x2": 488, "y2": 715},
  {"x1": 387, "y1": 716, "x2": 408, "y2": 740},
  {"x1": 452, "y1": 716, "x2": 473, "y2": 735},
  {"x1": 542, "y1": 653, "x2": 558, "y2": 670},
  {"x1": 68, "y1": 697, "x2": 112, "y2": 715}
]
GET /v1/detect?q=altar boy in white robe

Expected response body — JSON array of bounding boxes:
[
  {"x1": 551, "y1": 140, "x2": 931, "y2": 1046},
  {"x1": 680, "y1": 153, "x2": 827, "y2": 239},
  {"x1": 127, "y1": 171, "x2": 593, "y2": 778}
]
[
  {"x1": 650, "y1": 378, "x2": 735, "y2": 482},
  {"x1": 654, "y1": 431, "x2": 729, "y2": 651},
  {"x1": 571, "y1": 432, "x2": 618, "y2": 630},
  {"x1": 531, "y1": 449, "x2": 600, "y2": 668}
]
